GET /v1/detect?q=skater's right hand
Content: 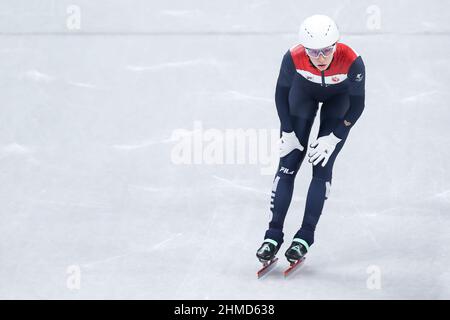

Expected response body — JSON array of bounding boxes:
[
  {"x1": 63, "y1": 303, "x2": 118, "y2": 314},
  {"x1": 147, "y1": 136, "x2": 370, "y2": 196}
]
[{"x1": 279, "y1": 131, "x2": 304, "y2": 158}]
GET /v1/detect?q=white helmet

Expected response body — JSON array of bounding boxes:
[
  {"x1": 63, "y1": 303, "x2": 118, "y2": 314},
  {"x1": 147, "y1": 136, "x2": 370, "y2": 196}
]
[{"x1": 299, "y1": 15, "x2": 340, "y2": 49}]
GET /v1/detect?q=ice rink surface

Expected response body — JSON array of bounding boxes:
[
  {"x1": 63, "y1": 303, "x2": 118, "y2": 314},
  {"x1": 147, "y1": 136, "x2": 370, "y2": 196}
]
[{"x1": 0, "y1": 0, "x2": 449, "y2": 299}]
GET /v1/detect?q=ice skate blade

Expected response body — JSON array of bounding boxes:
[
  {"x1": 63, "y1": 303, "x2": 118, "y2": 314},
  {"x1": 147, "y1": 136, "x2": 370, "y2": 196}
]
[
  {"x1": 283, "y1": 257, "x2": 305, "y2": 277},
  {"x1": 257, "y1": 257, "x2": 278, "y2": 279}
]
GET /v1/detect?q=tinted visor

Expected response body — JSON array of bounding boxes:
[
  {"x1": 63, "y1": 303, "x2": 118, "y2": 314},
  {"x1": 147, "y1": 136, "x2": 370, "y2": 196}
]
[{"x1": 305, "y1": 44, "x2": 335, "y2": 58}]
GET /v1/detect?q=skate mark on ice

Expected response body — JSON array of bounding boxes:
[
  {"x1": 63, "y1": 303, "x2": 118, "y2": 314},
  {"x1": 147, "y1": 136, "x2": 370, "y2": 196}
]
[
  {"x1": 128, "y1": 184, "x2": 170, "y2": 193},
  {"x1": 81, "y1": 233, "x2": 183, "y2": 268},
  {"x1": 0, "y1": 143, "x2": 34, "y2": 156},
  {"x1": 213, "y1": 175, "x2": 270, "y2": 195},
  {"x1": 27, "y1": 199, "x2": 111, "y2": 210},
  {"x1": 125, "y1": 59, "x2": 222, "y2": 72},
  {"x1": 159, "y1": 9, "x2": 203, "y2": 17},
  {"x1": 219, "y1": 90, "x2": 272, "y2": 103},
  {"x1": 428, "y1": 190, "x2": 450, "y2": 202},
  {"x1": 373, "y1": 205, "x2": 436, "y2": 215},
  {"x1": 114, "y1": 126, "x2": 210, "y2": 151},
  {"x1": 80, "y1": 254, "x2": 133, "y2": 268},
  {"x1": 112, "y1": 138, "x2": 173, "y2": 150},
  {"x1": 213, "y1": 175, "x2": 305, "y2": 202},
  {"x1": 20, "y1": 69, "x2": 101, "y2": 90},
  {"x1": 20, "y1": 69, "x2": 54, "y2": 83},
  {"x1": 67, "y1": 81, "x2": 97, "y2": 89},
  {"x1": 401, "y1": 90, "x2": 438, "y2": 103},
  {"x1": 150, "y1": 233, "x2": 183, "y2": 250}
]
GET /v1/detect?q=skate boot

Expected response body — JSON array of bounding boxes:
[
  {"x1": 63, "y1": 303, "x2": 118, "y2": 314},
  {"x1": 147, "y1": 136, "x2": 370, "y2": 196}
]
[
  {"x1": 256, "y1": 239, "x2": 280, "y2": 263},
  {"x1": 285, "y1": 238, "x2": 309, "y2": 263}
]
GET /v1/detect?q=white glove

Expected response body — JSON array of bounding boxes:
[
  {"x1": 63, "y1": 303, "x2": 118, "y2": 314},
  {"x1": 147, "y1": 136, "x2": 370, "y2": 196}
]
[
  {"x1": 279, "y1": 131, "x2": 304, "y2": 158},
  {"x1": 308, "y1": 133, "x2": 342, "y2": 167}
]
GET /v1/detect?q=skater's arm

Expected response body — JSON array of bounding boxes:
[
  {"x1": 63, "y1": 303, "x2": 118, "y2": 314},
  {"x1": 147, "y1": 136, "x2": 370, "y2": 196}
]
[
  {"x1": 333, "y1": 56, "x2": 366, "y2": 139},
  {"x1": 275, "y1": 51, "x2": 296, "y2": 133}
]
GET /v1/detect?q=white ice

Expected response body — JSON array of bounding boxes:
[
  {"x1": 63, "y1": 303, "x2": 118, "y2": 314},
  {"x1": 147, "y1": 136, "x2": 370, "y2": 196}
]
[{"x1": 0, "y1": 0, "x2": 449, "y2": 299}]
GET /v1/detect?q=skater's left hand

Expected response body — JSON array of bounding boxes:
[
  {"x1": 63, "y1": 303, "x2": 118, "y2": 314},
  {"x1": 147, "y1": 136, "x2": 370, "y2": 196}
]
[{"x1": 308, "y1": 133, "x2": 342, "y2": 167}]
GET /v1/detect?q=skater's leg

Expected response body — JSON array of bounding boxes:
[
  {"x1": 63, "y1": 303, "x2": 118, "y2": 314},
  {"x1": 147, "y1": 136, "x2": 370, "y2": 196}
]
[
  {"x1": 259, "y1": 86, "x2": 318, "y2": 261},
  {"x1": 294, "y1": 94, "x2": 350, "y2": 246},
  {"x1": 265, "y1": 116, "x2": 314, "y2": 245}
]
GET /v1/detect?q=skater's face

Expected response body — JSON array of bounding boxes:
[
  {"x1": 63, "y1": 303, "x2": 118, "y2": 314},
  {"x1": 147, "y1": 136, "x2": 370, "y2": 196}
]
[{"x1": 307, "y1": 44, "x2": 335, "y2": 71}]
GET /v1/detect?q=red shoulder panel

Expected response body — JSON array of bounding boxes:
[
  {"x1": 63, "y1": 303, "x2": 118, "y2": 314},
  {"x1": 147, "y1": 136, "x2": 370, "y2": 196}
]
[
  {"x1": 324, "y1": 43, "x2": 358, "y2": 76},
  {"x1": 289, "y1": 44, "x2": 321, "y2": 76},
  {"x1": 289, "y1": 42, "x2": 359, "y2": 76}
]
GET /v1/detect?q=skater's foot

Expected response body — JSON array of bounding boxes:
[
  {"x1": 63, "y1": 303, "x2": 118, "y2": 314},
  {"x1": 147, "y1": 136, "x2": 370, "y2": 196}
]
[
  {"x1": 285, "y1": 238, "x2": 309, "y2": 263},
  {"x1": 256, "y1": 239, "x2": 280, "y2": 263}
]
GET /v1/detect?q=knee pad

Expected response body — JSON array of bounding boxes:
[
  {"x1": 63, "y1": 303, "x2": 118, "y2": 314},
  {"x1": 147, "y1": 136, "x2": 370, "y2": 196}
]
[
  {"x1": 270, "y1": 163, "x2": 298, "y2": 208},
  {"x1": 325, "y1": 180, "x2": 331, "y2": 199},
  {"x1": 310, "y1": 176, "x2": 332, "y2": 199},
  {"x1": 277, "y1": 149, "x2": 302, "y2": 178}
]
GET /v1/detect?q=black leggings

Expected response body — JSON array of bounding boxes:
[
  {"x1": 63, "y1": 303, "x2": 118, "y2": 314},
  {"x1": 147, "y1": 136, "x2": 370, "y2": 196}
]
[{"x1": 265, "y1": 93, "x2": 350, "y2": 247}]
